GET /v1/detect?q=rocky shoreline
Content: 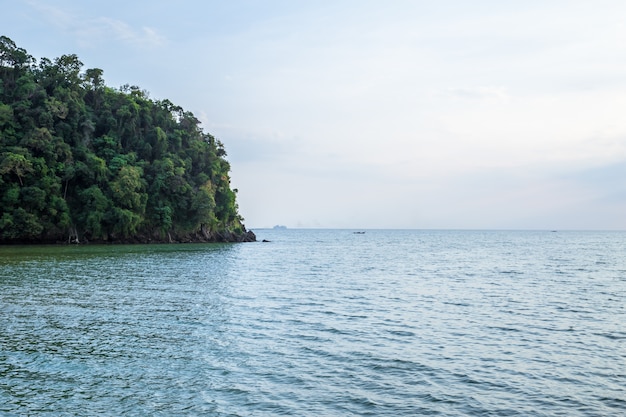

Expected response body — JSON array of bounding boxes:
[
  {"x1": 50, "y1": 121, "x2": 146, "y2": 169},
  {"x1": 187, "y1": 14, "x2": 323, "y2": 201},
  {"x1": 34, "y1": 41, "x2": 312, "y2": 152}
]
[
  {"x1": 1, "y1": 229, "x2": 257, "y2": 245},
  {"x1": 74, "y1": 229, "x2": 257, "y2": 245}
]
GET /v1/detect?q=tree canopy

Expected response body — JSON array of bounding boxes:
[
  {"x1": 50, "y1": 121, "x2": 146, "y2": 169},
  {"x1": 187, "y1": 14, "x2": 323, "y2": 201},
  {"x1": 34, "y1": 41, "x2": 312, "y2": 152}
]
[{"x1": 0, "y1": 36, "x2": 254, "y2": 243}]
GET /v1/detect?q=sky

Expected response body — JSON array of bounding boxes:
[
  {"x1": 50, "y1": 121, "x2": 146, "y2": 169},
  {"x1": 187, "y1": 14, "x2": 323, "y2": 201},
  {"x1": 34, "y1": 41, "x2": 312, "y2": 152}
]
[{"x1": 4, "y1": 0, "x2": 626, "y2": 229}]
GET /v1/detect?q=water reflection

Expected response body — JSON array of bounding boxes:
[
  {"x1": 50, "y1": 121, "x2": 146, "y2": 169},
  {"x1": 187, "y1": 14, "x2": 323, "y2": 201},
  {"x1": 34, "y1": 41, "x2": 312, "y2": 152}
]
[{"x1": 0, "y1": 243, "x2": 242, "y2": 415}]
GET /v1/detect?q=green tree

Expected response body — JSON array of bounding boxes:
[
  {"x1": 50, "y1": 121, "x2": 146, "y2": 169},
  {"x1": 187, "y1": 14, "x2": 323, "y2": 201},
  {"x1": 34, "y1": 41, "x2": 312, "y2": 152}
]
[
  {"x1": 0, "y1": 152, "x2": 33, "y2": 185},
  {"x1": 0, "y1": 36, "x2": 252, "y2": 243}
]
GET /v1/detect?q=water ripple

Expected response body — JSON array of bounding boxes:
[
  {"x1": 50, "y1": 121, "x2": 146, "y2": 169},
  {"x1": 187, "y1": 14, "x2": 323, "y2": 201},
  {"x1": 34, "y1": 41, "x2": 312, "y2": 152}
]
[{"x1": 1, "y1": 231, "x2": 626, "y2": 415}]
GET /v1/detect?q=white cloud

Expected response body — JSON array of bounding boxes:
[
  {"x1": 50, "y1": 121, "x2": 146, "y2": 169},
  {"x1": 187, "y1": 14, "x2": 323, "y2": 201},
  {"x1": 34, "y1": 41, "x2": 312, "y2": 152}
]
[
  {"x1": 26, "y1": 0, "x2": 166, "y2": 48},
  {"x1": 445, "y1": 86, "x2": 510, "y2": 101},
  {"x1": 95, "y1": 18, "x2": 166, "y2": 47}
]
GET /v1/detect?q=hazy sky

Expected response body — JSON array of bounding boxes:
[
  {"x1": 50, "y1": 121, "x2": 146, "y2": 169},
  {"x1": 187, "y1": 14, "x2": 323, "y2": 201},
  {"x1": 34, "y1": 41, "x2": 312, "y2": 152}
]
[{"x1": 5, "y1": 0, "x2": 626, "y2": 229}]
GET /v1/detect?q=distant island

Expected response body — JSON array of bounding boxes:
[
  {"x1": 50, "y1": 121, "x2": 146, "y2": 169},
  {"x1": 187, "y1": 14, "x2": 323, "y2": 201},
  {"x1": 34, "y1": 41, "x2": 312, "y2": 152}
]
[
  {"x1": 273, "y1": 225, "x2": 287, "y2": 230},
  {"x1": 0, "y1": 36, "x2": 254, "y2": 243}
]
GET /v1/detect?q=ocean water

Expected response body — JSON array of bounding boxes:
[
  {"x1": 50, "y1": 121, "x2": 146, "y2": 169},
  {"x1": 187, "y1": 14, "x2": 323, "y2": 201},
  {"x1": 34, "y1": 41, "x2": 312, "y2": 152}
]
[{"x1": 1, "y1": 229, "x2": 625, "y2": 416}]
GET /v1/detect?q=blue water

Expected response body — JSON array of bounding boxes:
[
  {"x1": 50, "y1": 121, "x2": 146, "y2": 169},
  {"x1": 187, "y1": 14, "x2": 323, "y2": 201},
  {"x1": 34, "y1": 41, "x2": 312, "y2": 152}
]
[{"x1": 1, "y1": 229, "x2": 625, "y2": 416}]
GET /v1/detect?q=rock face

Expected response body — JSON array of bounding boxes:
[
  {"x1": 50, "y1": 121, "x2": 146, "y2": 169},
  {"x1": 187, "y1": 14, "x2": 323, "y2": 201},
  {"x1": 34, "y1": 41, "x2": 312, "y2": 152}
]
[
  {"x1": 75, "y1": 229, "x2": 256, "y2": 244},
  {"x1": 243, "y1": 230, "x2": 257, "y2": 242},
  {"x1": 198, "y1": 228, "x2": 256, "y2": 243}
]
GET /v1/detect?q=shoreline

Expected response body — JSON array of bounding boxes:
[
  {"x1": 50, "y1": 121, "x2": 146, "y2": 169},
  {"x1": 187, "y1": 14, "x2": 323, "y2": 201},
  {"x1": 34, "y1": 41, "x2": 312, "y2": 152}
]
[{"x1": 0, "y1": 230, "x2": 257, "y2": 245}]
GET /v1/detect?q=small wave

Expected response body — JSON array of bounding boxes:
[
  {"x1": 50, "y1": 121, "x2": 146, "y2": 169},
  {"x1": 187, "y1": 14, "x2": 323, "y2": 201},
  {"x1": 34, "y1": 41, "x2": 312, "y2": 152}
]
[
  {"x1": 386, "y1": 330, "x2": 416, "y2": 337},
  {"x1": 487, "y1": 326, "x2": 521, "y2": 333},
  {"x1": 595, "y1": 332, "x2": 626, "y2": 340},
  {"x1": 443, "y1": 301, "x2": 470, "y2": 307},
  {"x1": 598, "y1": 396, "x2": 626, "y2": 409}
]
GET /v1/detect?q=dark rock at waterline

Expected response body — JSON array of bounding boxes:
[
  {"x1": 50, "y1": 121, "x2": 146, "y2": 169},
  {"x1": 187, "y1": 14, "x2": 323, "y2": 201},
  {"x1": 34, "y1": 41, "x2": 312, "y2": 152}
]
[{"x1": 43, "y1": 228, "x2": 257, "y2": 245}]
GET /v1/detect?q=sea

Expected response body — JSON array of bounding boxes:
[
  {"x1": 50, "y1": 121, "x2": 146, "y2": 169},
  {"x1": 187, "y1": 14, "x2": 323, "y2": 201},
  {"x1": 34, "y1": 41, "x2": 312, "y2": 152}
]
[{"x1": 0, "y1": 229, "x2": 625, "y2": 416}]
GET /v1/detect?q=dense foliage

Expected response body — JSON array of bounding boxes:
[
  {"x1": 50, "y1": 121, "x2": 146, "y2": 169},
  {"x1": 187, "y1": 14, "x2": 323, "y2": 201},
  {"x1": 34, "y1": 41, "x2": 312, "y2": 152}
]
[{"x1": 0, "y1": 36, "x2": 253, "y2": 243}]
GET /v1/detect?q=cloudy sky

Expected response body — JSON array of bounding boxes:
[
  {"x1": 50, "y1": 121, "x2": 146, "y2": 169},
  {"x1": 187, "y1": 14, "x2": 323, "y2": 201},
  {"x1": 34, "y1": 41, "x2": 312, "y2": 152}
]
[{"x1": 5, "y1": 0, "x2": 626, "y2": 229}]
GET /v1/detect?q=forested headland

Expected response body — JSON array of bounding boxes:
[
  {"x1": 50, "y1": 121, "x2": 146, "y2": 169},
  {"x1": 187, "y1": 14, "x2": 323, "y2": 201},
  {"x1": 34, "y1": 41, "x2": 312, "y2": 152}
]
[{"x1": 0, "y1": 36, "x2": 255, "y2": 243}]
